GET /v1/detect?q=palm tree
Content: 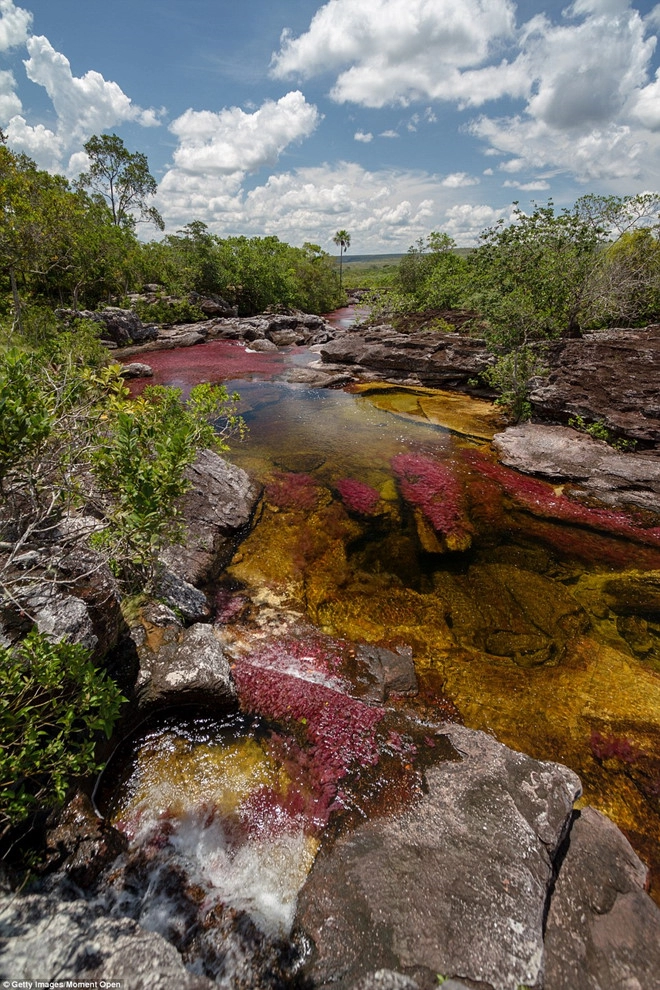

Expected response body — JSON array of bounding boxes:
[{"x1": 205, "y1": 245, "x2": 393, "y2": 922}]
[{"x1": 333, "y1": 230, "x2": 351, "y2": 290}]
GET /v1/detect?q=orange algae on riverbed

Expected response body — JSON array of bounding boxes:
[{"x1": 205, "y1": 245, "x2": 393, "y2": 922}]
[{"x1": 227, "y1": 455, "x2": 660, "y2": 901}]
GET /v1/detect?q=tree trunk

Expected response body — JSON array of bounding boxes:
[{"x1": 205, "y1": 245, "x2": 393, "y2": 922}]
[{"x1": 10, "y1": 268, "x2": 22, "y2": 334}]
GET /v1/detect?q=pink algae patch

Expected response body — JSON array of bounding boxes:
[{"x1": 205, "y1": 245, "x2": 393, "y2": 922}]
[
  {"x1": 230, "y1": 628, "x2": 385, "y2": 830},
  {"x1": 265, "y1": 471, "x2": 319, "y2": 510},
  {"x1": 590, "y1": 730, "x2": 639, "y2": 764},
  {"x1": 391, "y1": 452, "x2": 468, "y2": 538},
  {"x1": 124, "y1": 339, "x2": 288, "y2": 394},
  {"x1": 463, "y1": 448, "x2": 660, "y2": 548},
  {"x1": 232, "y1": 661, "x2": 384, "y2": 829},
  {"x1": 336, "y1": 477, "x2": 381, "y2": 515}
]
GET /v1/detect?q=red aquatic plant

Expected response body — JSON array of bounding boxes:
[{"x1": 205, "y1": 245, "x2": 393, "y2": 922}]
[
  {"x1": 463, "y1": 449, "x2": 660, "y2": 549},
  {"x1": 232, "y1": 655, "x2": 385, "y2": 830},
  {"x1": 590, "y1": 730, "x2": 639, "y2": 764},
  {"x1": 265, "y1": 471, "x2": 319, "y2": 511},
  {"x1": 125, "y1": 339, "x2": 287, "y2": 396},
  {"x1": 391, "y1": 452, "x2": 468, "y2": 539},
  {"x1": 336, "y1": 478, "x2": 381, "y2": 516}
]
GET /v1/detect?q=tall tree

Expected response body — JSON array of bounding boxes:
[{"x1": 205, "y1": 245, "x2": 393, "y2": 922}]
[
  {"x1": 77, "y1": 134, "x2": 164, "y2": 231},
  {"x1": 333, "y1": 229, "x2": 351, "y2": 290}
]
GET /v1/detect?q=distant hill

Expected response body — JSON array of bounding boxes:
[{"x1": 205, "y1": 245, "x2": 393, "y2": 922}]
[{"x1": 341, "y1": 253, "x2": 405, "y2": 265}]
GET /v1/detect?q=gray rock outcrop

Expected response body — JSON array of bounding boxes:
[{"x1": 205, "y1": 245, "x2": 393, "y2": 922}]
[
  {"x1": 529, "y1": 325, "x2": 660, "y2": 445},
  {"x1": 318, "y1": 326, "x2": 492, "y2": 388},
  {"x1": 296, "y1": 724, "x2": 582, "y2": 990},
  {"x1": 161, "y1": 449, "x2": 261, "y2": 585},
  {"x1": 544, "y1": 806, "x2": 660, "y2": 990},
  {"x1": 134, "y1": 619, "x2": 236, "y2": 709},
  {"x1": 493, "y1": 423, "x2": 660, "y2": 513},
  {"x1": 0, "y1": 885, "x2": 213, "y2": 990}
]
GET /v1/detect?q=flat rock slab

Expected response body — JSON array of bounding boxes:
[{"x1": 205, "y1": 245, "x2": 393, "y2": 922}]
[
  {"x1": 319, "y1": 328, "x2": 492, "y2": 388},
  {"x1": 544, "y1": 806, "x2": 660, "y2": 990},
  {"x1": 296, "y1": 724, "x2": 581, "y2": 990},
  {"x1": 493, "y1": 423, "x2": 660, "y2": 514}
]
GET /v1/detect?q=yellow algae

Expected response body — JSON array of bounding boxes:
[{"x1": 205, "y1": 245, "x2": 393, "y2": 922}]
[
  {"x1": 114, "y1": 735, "x2": 286, "y2": 824},
  {"x1": 352, "y1": 382, "x2": 504, "y2": 440}
]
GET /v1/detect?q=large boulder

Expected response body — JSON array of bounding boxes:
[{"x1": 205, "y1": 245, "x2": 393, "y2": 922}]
[
  {"x1": 296, "y1": 724, "x2": 581, "y2": 990},
  {"x1": 161, "y1": 449, "x2": 261, "y2": 586},
  {"x1": 0, "y1": 541, "x2": 125, "y2": 659},
  {"x1": 529, "y1": 325, "x2": 660, "y2": 445},
  {"x1": 132, "y1": 615, "x2": 236, "y2": 710},
  {"x1": 544, "y1": 806, "x2": 660, "y2": 990},
  {"x1": 56, "y1": 308, "x2": 159, "y2": 346},
  {"x1": 493, "y1": 423, "x2": 660, "y2": 513}
]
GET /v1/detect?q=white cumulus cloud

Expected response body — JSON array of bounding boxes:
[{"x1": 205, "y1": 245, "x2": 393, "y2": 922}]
[
  {"x1": 2, "y1": 29, "x2": 162, "y2": 172},
  {"x1": 0, "y1": 0, "x2": 31, "y2": 51},
  {"x1": 271, "y1": 0, "x2": 524, "y2": 108},
  {"x1": 168, "y1": 92, "x2": 320, "y2": 176},
  {"x1": 157, "y1": 156, "x2": 505, "y2": 250},
  {"x1": 354, "y1": 130, "x2": 373, "y2": 142},
  {"x1": 0, "y1": 67, "x2": 20, "y2": 118},
  {"x1": 441, "y1": 172, "x2": 480, "y2": 187}
]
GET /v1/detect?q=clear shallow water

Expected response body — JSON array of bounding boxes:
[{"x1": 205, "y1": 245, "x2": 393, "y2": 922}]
[{"x1": 122, "y1": 337, "x2": 660, "y2": 907}]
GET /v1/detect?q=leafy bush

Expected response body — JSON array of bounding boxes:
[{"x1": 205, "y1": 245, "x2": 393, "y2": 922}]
[
  {"x1": 482, "y1": 346, "x2": 546, "y2": 422},
  {"x1": 91, "y1": 381, "x2": 245, "y2": 590},
  {"x1": 131, "y1": 296, "x2": 205, "y2": 326},
  {"x1": 0, "y1": 630, "x2": 124, "y2": 837}
]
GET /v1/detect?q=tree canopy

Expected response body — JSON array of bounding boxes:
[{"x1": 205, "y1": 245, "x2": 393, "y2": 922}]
[{"x1": 77, "y1": 133, "x2": 164, "y2": 231}]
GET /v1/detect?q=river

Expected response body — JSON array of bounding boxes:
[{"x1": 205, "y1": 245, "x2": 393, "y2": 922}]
[{"x1": 111, "y1": 312, "x2": 660, "y2": 954}]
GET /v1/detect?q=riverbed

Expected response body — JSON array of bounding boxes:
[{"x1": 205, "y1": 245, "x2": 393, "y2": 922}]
[{"x1": 120, "y1": 317, "x2": 660, "y2": 909}]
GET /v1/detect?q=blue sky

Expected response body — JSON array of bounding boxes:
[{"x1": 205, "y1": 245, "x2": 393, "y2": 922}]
[{"x1": 2, "y1": 0, "x2": 660, "y2": 252}]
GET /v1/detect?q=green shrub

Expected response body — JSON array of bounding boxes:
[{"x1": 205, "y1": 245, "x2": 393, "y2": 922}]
[
  {"x1": 0, "y1": 630, "x2": 124, "y2": 837},
  {"x1": 131, "y1": 296, "x2": 205, "y2": 325}
]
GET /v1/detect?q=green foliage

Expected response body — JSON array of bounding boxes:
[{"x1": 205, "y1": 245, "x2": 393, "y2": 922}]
[
  {"x1": 77, "y1": 133, "x2": 164, "y2": 231},
  {"x1": 0, "y1": 306, "x2": 109, "y2": 368},
  {"x1": 137, "y1": 232, "x2": 342, "y2": 316},
  {"x1": 467, "y1": 201, "x2": 604, "y2": 346},
  {"x1": 0, "y1": 629, "x2": 124, "y2": 836},
  {"x1": 91, "y1": 381, "x2": 244, "y2": 590},
  {"x1": 482, "y1": 346, "x2": 546, "y2": 422},
  {"x1": 0, "y1": 347, "x2": 54, "y2": 486},
  {"x1": 0, "y1": 346, "x2": 244, "y2": 599},
  {"x1": 568, "y1": 414, "x2": 638, "y2": 451},
  {"x1": 131, "y1": 296, "x2": 205, "y2": 326}
]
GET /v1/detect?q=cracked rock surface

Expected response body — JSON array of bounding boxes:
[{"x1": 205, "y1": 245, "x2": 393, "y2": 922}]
[{"x1": 296, "y1": 724, "x2": 581, "y2": 990}]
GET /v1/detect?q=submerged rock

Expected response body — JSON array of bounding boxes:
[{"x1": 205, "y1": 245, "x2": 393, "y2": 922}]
[
  {"x1": 433, "y1": 562, "x2": 589, "y2": 667},
  {"x1": 296, "y1": 724, "x2": 581, "y2": 990}
]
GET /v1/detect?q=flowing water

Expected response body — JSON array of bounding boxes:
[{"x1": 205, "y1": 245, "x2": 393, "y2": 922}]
[{"x1": 109, "y1": 315, "x2": 660, "y2": 970}]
